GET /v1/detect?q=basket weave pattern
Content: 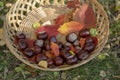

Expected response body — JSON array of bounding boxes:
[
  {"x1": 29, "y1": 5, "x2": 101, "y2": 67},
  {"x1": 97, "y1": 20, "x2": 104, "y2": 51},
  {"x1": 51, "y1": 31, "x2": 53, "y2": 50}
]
[{"x1": 3, "y1": 0, "x2": 109, "y2": 71}]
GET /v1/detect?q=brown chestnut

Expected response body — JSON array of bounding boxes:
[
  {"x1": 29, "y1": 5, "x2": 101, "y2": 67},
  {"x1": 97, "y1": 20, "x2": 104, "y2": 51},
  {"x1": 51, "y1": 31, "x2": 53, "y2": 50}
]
[
  {"x1": 54, "y1": 56, "x2": 64, "y2": 66},
  {"x1": 79, "y1": 29, "x2": 90, "y2": 38},
  {"x1": 77, "y1": 50, "x2": 89, "y2": 60}
]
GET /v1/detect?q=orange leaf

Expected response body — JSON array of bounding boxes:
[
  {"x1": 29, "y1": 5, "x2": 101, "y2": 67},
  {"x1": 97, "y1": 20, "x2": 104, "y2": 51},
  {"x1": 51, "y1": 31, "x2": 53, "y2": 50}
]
[
  {"x1": 79, "y1": 38, "x2": 86, "y2": 48},
  {"x1": 58, "y1": 21, "x2": 84, "y2": 34},
  {"x1": 45, "y1": 51, "x2": 55, "y2": 59},
  {"x1": 50, "y1": 42, "x2": 60, "y2": 56}
]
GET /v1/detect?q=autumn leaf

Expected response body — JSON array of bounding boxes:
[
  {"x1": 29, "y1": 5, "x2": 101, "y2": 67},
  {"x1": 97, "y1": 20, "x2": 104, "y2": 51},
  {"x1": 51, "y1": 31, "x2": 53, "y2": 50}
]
[
  {"x1": 58, "y1": 21, "x2": 84, "y2": 34},
  {"x1": 50, "y1": 42, "x2": 60, "y2": 56},
  {"x1": 55, "y1": 14, "x2": 65, "y2": 25},
  {"x1": 73, "y1": 4, "x2": 97, "y2": 28},
  {"x1": 35, "y1": 25, "x2": 59, "y2": 37},
  {"x1": 45, "y1": 51, "x2": 55, "y2": 59},
  {"x1": 55, "y1": 10, "x2": 74, "y2": 25},
  {"x1": 64, "y1": 10, "x2": 75, "y2": 22}
]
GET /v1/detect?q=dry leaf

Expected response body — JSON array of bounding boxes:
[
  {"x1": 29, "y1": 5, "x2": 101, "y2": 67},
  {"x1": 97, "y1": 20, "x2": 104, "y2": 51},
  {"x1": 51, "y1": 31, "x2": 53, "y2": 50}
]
[
  {"x1": 64, "y1": 10, "x2": 75, "y2": 22},
  {"x1": 73, "y1": 4, "x2": 97, "y2": 28},
  {"x1": 50, "y1": 42, "x2": 60, "y2": 56},
  {"x1": 45, "y1": 51, "x2": 55, "y2": 59},
  {"x1": 58, "y1": 21, "x2": 84, "y2": 34},
  {"x1": 55, "y1": 14, "x2": 65, "y2": 25}
]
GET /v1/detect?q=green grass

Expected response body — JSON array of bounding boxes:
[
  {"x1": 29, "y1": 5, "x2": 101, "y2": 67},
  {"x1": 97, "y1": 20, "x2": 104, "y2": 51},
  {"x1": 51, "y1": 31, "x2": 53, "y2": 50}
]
[{"x1": 0, "y1": 49, "x2": 120, "y2": 80}]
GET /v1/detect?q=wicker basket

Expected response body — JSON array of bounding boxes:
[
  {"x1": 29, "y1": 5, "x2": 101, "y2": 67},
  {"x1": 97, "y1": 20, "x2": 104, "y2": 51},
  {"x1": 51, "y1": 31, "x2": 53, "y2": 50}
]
[{"x1": 3, "y1": 0, "x2": 109, "y2": 71}]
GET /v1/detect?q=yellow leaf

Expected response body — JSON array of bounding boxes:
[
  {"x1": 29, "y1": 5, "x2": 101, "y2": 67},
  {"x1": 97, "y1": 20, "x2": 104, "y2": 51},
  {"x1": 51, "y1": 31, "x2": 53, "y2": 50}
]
[
  {"x1": 58, "y1": 21, "x2": 84, "y2": 34},
  {"x1": 58, "y1": 23, "x2": 68, "y2": 34}
]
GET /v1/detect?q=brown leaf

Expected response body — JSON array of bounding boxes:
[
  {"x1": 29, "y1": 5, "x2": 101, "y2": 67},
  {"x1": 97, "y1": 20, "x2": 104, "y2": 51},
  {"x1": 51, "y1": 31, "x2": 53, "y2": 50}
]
[
  {"x1": 73, "y1": 4, "x2": 97, "y2": 28},
  {"x1": 64, "y1": 10, "x2": 75, "y2": 22},
  {"x1": 55, "y1": 14, "x2": 65, "y2": 25}
]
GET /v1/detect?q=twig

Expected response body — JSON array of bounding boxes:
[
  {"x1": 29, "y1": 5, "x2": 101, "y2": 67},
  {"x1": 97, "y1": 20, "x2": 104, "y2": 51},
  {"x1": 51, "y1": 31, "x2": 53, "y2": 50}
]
[{"x1": 113, "y1": 75, "x2": 120, "y2": 78}]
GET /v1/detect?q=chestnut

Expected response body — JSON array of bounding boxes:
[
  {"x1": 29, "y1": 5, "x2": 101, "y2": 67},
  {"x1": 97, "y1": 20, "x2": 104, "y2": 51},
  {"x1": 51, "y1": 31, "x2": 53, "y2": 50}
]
[
  {"x1": 49, "y1": 36, "x2": 57, "y2": 43},
  {"x1": 18, "y1": 39, "x2": 28, "y2": 50},
  {"x1": 47, "y1": 59, "x2": 54, "y2": 67},
  {"x1": 66, "y1": 33, "x2": 77, "y2": 43},
  {"x1": 75, "y1": 46, "x2": 82, "y2": 54},
  {"x1": 24, "y1": 48, "x2": 34, "y2": 58},
  {"x1": 37, "y1": 31, "x2": 48, "y2": 40},
  {"x1": 54, "y1": 56, "x2": 64, "y2": 66},
  {"x1": 58, "y1": 42, "x2": 64, "y2": 50},
  {"x1": 61, "y1": 52, "x2": 74, "y2": 60},
  {"x1": 16, "y1": 32, "x2": 26, "y2": 40},
  {"x1": 79, "y1": 29, "x2": 90, "y2": 38},
  {"x1": 85, "y1": 37, "x2": 94, "y2": 44},
  {"x1": 36, "y1": 54, "x2": 48, "y2": 63},
  {"x1": 66, "y1": 56, "x2": 78, "y2": 65},
  {"x1": 73, "y1": 40, "x2": 80, "y2": 46},
  {"x1": 34, "y1": 40, "x2": 44, "y2": 48},
  {"x1": 77, "y1": 50, "x2": 89, "y2": 60},
  {"x1": 34, "y1": 46, "x2": 42, "y2": 54},
  {"x1": 44, "y1": 42, "x2": 51, "y2": 51},
  {"x1": 84, "y1": 43, "x2": 95, "y2": 52},
  {"x1": 64, "y1": 42, "x2": 71, "y2": 51}
]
